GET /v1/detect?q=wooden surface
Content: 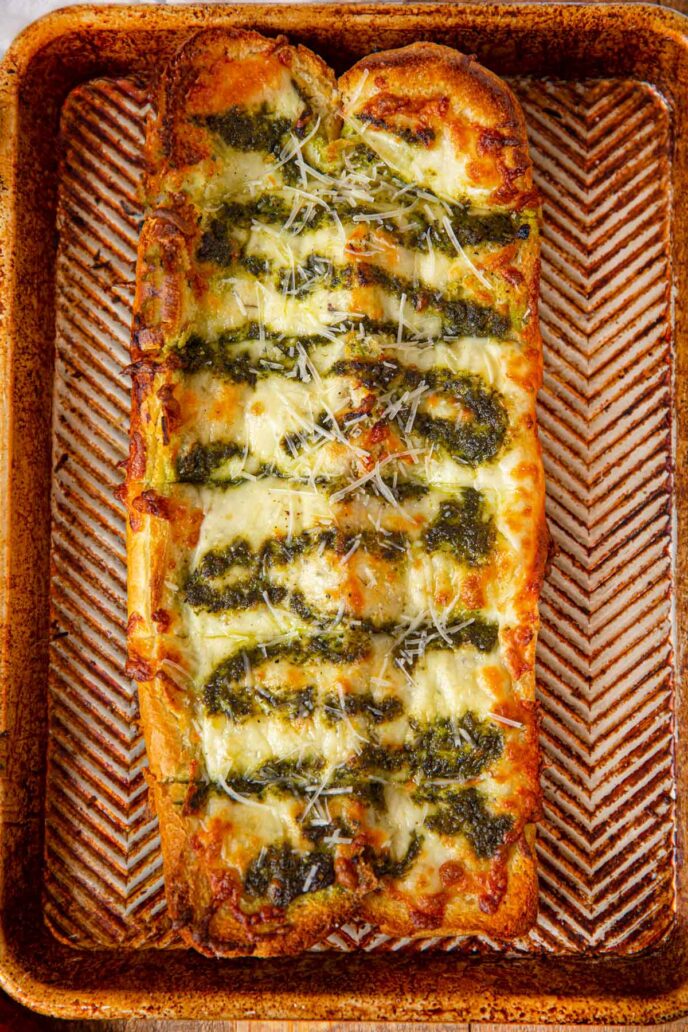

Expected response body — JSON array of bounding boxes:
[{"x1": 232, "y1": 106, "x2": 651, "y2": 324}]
[
  {"x1": 11, "y1": 1021, "x2": 688, "y2": 1031},
  {"x1": 1, "y1": 993, "x2": 688, "y2": 1032},
  {"x1": 40, "y1": 1024, "x2": 688, "y2": 1031},
  {"x1": 35, "y1": 1025, "x2": 688, "y2": 1032}
]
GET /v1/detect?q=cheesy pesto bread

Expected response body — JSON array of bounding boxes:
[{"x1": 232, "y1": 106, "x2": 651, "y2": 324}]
[{"x1": 123, "y1": 28, "x2": 545, "y2": 956}]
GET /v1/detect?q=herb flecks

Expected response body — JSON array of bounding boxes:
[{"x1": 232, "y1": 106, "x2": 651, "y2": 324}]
[
  {"x1": 414, "y1": 785, "x2": 514, "y2": 859},
  {"x1": 175, "y1": 441, "x2": 242, "y2": 482},
  {"x1": 173, "y1": 333, "x2": 330, "y2": 379},
  {"x1": 192, "y1": 177, "x2": 529, "y2": 270},
  {"x1": 203, "y1": 630, "x2": 372, "y2": 716},
  {"x1": 393, "y1": 611, "x2": 498, "y2": 670},
  {"x1": 183, "y1": 524, "x2": 413, "y2": 616},
  {"x1": 355, "y1": 111, "x2": 435, "y2": 147},
  {"x1": 244, "y1": 844, "x2": 334, "y2": 907},
  {"x1": 424, "y1": 488, "x2": 495, "y2": 565},
  {"x1": 224, "y1": 757, "x2": 323, "y2": 799},
  {"x1": 201, "y1": 681, "x2": 316, "y2": 723},
  {"x1": 319, "y1": 360, "x2": 509, "y2": 466},
  {"x1": 411, "y1": 714, "x2": 503, "y2": 779},
  {"x1": 203, "y1": 104, "x2": 295, "y2": 155},
  {"x1": 352, "y1": 263, "x2": 509, "y2": 339},
  {"x1": 206, "y1": 710, "x2": 505, "y2": 793},
  {"x1": 322, "y1": 691, "x2": 403, "y2": 726},
  {"x1": 369, "y1": 831, "x2": 423, "y2": 879}
]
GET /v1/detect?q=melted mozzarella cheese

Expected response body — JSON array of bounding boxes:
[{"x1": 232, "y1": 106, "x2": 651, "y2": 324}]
[
  {"x1": 141, "y1": 53, "x2": 541, "y2": 911},
  {"x1": 202, "y1": 713, "x2": 364, "y2": 781}
]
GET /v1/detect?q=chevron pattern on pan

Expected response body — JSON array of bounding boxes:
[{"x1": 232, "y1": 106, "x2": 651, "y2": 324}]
[
  {"x1": 45, "y1": 79, "x2": 177, "y2": 949},
  {"x1": 44, "y1": 77, "x2": 676, "y2": 955},
  {"x1": 512, "y1": 78, "x2": 676, "y2": 954}
]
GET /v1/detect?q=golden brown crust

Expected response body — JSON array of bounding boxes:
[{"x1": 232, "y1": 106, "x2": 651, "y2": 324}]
[
  {"x1": 131, "y1": 219, "x2": 190, "y2": 362},
  {"x1": 129, "y1": 28, "x2": 375, "y2": 957},
  {"x1": 151, "y1": 28, "x2": 338, "y2": 188},
  {"x1": 340, "y1": 43, "x2": 543, "y2": 944},
  {"x1": 152, "y1": 781, "x2": 376, "y2": 957},
  {"x1": 128, "y1": 31, "x2": 544, "y2": 955},
  {"x1": 123, "y1": 477, "x2": 201, "y2": 633},
  {"x1": 340, "y1": 42, "x2": 538, "y2": 210},
  {"x1": 362, "y1": 827, "x2": 538, "y2": 939}
]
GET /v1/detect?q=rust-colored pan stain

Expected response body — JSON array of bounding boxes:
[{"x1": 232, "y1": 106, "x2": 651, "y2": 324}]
[{"x1": 0, "y1": 2, "x2": 687, "y2": 1023}]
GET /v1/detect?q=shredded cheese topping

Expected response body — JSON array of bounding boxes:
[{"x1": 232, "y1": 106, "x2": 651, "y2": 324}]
[{"x1": 135, "y1": 47, "x2": 541, "y2": 926}]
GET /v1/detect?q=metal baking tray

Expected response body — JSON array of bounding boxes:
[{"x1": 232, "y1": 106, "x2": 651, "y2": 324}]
[{"x1": 1, "y1": 1, "x2": 687, "y2": 1022}]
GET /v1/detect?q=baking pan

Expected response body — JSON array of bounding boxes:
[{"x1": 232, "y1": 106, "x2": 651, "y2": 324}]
[{"x1": 1, "y1": 1, "x2": 688, "y2": 1022}]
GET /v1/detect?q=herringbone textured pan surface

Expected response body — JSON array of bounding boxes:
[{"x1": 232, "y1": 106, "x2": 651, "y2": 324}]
[{"x1": 44, "y1": 77, "x2": 675, "y2": 954}]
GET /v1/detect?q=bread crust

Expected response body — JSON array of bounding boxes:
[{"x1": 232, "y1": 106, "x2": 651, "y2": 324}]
[
  {"x1": 340, "y1": 42, "x2": 538, "y2": 210},
  {"x1": 126, "y1": 31, "x2": 544, "y2": 955},
  {"x1": 152, "y1": 781, "x2": 376, "y2": 957},
  {"x1": 343, "y1": 47, "x2": 545, "y2": 940},
  {"x1": 128, "y1": 29, "x2": 377, "y2": 956},
  {"x1": 152, "y1": 28, "x2": 338, "y2": 181},
  {"x1": 363, "y1": 827, "x2": 538, "y2": 939}
]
